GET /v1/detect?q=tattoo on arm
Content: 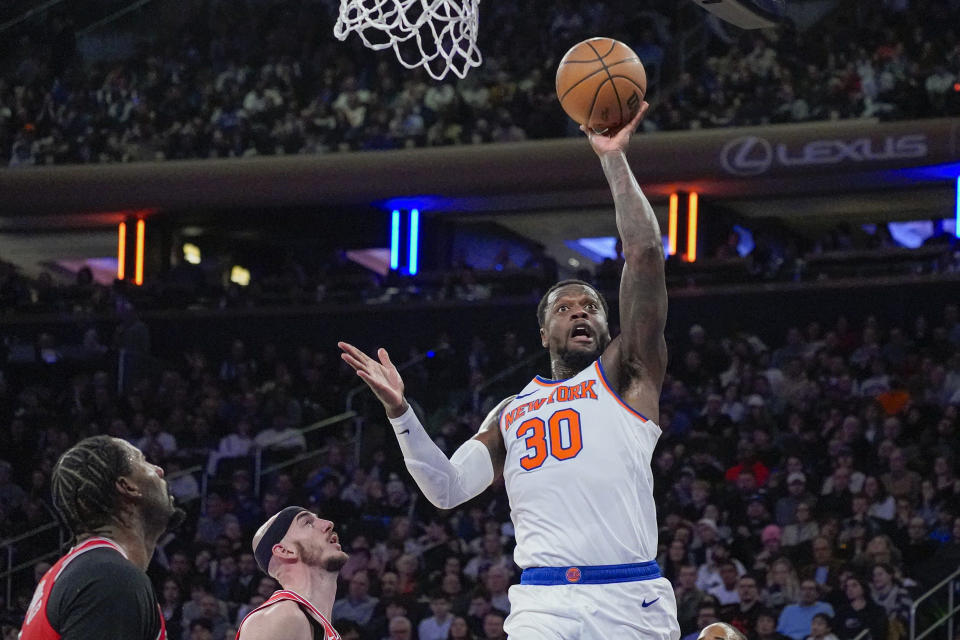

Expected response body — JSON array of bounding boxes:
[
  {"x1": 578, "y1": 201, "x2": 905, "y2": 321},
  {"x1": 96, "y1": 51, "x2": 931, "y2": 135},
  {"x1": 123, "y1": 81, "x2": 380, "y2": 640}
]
[{"x1": 601, "y1": 151, "x2": 668, "y2": 385}]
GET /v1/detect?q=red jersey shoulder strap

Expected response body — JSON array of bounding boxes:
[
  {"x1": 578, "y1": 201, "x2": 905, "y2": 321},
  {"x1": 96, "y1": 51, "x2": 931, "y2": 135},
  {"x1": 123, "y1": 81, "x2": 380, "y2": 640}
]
[
  {"x1": 272, "y1": 591, "x2": 339, "y2": 638},
  {"x1": 236, "y1": 590, "x2": 340, "y2": 640},
  {"x1": 54, "y1": 537, "x2": 125, "y2": 581},
  {"x1": 155, "y1": 603, "x2": 167, "y2": 640}
]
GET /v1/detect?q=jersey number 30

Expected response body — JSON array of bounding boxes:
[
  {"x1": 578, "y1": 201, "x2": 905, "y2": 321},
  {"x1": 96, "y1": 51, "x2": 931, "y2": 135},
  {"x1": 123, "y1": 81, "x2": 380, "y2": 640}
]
[{"x1": 516, "y1": 408, "x2": 583, "y2": 470}]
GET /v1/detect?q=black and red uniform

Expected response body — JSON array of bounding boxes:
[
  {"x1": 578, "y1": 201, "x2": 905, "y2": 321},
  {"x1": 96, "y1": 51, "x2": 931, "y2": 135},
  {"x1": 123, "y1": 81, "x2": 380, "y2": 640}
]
[
  {"x1": 19, "y1": 537, "x2": 166, "y2": 640},
  {"x1": 235, "y1": 589, "x2": 340, "y2": 640}
]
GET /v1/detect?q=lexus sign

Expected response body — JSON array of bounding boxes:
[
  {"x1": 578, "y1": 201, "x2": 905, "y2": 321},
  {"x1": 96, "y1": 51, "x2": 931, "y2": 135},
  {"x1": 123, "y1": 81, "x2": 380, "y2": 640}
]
[{"x1": 720, "y1": 134, "x2": 929, "y2": 176}]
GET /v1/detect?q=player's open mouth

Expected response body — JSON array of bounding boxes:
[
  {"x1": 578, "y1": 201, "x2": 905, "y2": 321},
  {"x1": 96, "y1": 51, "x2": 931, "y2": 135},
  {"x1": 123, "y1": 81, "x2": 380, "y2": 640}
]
[{"x1": 570, "y1": 324, "x2": 593, "y2": 343}]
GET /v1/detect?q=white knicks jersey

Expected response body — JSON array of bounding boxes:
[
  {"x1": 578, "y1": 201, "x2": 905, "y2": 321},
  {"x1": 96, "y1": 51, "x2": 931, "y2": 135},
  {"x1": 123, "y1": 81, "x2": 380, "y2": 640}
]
[{"x1": 499, "y1": 357, "x2": 661, "y2": 569}]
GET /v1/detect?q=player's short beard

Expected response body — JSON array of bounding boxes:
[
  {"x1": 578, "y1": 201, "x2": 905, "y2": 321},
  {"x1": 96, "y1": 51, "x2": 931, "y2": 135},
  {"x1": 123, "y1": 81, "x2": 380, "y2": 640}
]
[
  {"x1": 295, "y1": 542, "x2": 348, "y2": 573},
  {"x1": 142, "y1": 485, "x2": 184, "y2": 535},
  {"x1": 556, "y1": 338, "x2": 607, "y2": 375},
  {"x1": 167, "y1": 506, "x2": 187, "y2": 531}
]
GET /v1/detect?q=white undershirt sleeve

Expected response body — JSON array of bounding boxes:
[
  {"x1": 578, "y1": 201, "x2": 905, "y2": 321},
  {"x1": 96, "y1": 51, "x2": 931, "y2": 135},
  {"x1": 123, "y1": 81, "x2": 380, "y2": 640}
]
[{"x1": 388, "y1": 404, "x2": 495, "y2": 509}]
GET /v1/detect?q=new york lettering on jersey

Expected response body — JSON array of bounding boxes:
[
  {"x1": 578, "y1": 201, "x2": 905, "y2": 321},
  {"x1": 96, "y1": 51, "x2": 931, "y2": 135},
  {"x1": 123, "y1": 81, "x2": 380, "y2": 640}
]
[{"x1": 499, "y1": 357, "x2": 661, "y2": 570}]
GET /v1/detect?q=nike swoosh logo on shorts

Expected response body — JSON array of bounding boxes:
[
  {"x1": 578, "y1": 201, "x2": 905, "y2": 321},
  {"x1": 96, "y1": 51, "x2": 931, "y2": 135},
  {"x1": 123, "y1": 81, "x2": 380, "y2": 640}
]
[
  {"x1": 642, "y1": 598, "x2": 659, "y2": 608},
  {"x1": 398, "y1": 429, "x2": 410, "y2": 435}
]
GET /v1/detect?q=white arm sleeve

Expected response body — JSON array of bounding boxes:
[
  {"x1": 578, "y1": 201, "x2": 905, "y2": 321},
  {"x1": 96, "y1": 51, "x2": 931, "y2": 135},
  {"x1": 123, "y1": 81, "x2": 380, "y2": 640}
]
[{"x1": 388, "y1": 405, "x2": 495, "y2": 509}]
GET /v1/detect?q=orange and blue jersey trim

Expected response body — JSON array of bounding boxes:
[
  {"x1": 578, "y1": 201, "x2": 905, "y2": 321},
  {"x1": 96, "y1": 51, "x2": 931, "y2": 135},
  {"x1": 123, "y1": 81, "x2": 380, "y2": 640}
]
[
  {"x1": 533, "y1": 374, "x2": 570, "y2": 386},
  {"x1": 594, "y1": 358, "x2": 649, "y2": 422}
]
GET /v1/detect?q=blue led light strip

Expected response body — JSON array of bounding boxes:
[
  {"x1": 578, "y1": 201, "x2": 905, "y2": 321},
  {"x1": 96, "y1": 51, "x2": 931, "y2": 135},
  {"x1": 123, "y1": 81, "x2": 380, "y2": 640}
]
[
  {"x1": 409, "y1": 209, "x2": 420, "y2": 275},
  {"x1": 955, "y1": 176, "x2": 959, "y2": 238},
  {"x1": 390, "y1": 210, "x2": 400, "y2": 270}
]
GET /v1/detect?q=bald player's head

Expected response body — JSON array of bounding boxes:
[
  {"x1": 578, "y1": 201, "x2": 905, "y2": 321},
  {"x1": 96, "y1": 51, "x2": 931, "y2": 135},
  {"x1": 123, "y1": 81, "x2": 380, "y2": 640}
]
[{"x1": 698, "y1": 622, "x2": 748, "y2": 640}]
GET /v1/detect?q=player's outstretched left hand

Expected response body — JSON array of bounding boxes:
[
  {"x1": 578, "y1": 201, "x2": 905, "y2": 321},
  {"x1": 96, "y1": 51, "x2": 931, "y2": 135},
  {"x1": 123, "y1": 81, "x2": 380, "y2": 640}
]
[
  {"x1": 338, "y1": 342, "x2": 407, "y2": 418},
  {"x1": 581, "y1": 100, "x2": 649, "y2": 157}
]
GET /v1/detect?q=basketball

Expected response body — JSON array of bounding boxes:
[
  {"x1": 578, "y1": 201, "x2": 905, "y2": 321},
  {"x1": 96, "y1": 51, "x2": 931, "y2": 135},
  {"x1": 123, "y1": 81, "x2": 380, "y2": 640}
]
[{"x1": 555, "y1": 37, "x2": 647, "y2": 133}]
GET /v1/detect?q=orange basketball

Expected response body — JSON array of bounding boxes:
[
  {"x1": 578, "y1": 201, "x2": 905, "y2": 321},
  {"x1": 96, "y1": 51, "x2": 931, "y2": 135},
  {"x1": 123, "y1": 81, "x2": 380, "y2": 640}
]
[{"x1": 555, "y1": 37, "x2": 647, "y2": 133}]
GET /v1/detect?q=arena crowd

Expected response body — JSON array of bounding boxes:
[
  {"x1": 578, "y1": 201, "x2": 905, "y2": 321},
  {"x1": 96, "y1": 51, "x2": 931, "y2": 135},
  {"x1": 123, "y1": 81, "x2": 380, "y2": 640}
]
[
  {"x1": 1, "y1": 272, "x2": 959, "y2": 640},
  {"x1": 0, "y1": 0, "x2": 958, "y2": 166}
]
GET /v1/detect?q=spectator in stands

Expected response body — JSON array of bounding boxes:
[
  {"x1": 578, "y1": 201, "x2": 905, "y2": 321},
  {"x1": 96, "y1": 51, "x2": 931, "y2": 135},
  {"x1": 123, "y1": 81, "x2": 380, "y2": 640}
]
[
  {"x1": 209, "y1": 419, "x2": 256, "y2": 473},
  {"x1": 710, "y1": 561, "x2": 743, "y2": 606},
  {"x1": 211, "y1": 555, "x2": 239, "y2": 603},
  {"x1": 418, "y1": 592, "x2": 455, "y2": 640},
  {"x1": 756, "y1": 610, "x2": 791, "y2": 640},
  {"x1": 753, "y1": 525, "x2": 785, "y2": 575},
  {"x1": 182, "y1": 583, "x2": 214, "y2": 636},
  {"x1": 837, "y1": 494, "x2": 886, "y2": 553},
  {"x1": 698, "y1": 539, "x2": 744, "y2": 594},
  {"x1": 676, "y1": 563, "x2": 709, "y2": 634},
  {"x1": 394, "y1": 553, "x2": 423, "y2": 599},
  {"x1": 3, "y1": 274, "x2": 959, "y2": 640},
  {"x1": 721, "y1": 574, "x2": 768, "y2": 636},
  {"x1": 682, "y1": 602, "x2": 721, "y2": 640},
  {"x1": 387, "y1": 615, "x2": 414, "y2": 640},
  {"x1": 661, "y1": 538, "x2": 692, "y2": 583},
  {"x1": 818, "y1": 467, "x2": 854, "y2": 519},
  {"x1": 832, "y1": 576, "x2": 887, "y2": 640},
  {"x1": 881, "y1": 449, "x2": 922, "y2": 503},
  {"x1": 800, "y1": 538, "x2": 845, "y2": 599},
  {"x1": 446, "y1": 616, "x2": 477, "y2": 640},
  {"x1": 483, "y1": 565, "x2": 511, "y2": 615},
  {"x1": 254, "y1": 414, "x2": 307, "y2": 452},
  {"x1": 234, "y1": 553, "x2": 261, "y2": 605},
  {"x1": 868, "y1": 563, "x2": 912, "y2": 637},
  {"x1": 898, "y1": 517, "x2": 937, "y2": 576},
  {"x1": 805, "y1": 613, "x2": 838, "y2": 640},
  {"x1": 136, "y1": 418, "x2": 178, "y2": 458},
  {"x1": 160, "y1": 578, "x2": 185, "y2": 640},
  {"x1": 195, "y1": 492, "x2": 241, "y2": 545},
  {"x1": 862, "y1": 476, "x2": 895, "y2": 522},
  {"x1": 465, "y1": 591, "x2": 493, "y2": 636},
  {"x1": 782, "y1": 501, "x2": 819, "y2": 550},
  {"x1": 0, "y1": 459, "x2": 26, "y2": 515},
  {"x1": 776, "y1": 579, "x2": 835, "y2": 640},
  {"x1": 188, "y1": 618, "x2": 213, "y2": 640},
  {"x1": 196, "y1": 593, "x2": 229, "y2": 639},
  {"x1": 762, "y1": 557, "x2": 799, "y2": 613},
  {"x1": 333, "y1": 570, "x2": 379, "y2": 627},
  {"x1": 225, "y1": 469, "x2": 261, "y2": 530},
  {"x1": 479, "y1": 611, "x2": 506, "y2": 640},
  {"x1": 852, "y1": 535, "x2": 902, "y2": 575},
  {"x1": 775, "y1": 473, "x2": 815, "y2": 527},
  {"x1": 463, "y1": 532, "x2": 510, "y2": 583}
]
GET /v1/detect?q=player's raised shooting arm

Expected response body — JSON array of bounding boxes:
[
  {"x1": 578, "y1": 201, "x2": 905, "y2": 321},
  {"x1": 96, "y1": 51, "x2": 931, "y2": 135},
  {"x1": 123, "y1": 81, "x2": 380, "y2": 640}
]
[
  {"x1": 587, "y1": 106, "x2": 668, "y2": 397},
  {"x1": 603, "y1": 148, "x2": 667, "y2": 382}
]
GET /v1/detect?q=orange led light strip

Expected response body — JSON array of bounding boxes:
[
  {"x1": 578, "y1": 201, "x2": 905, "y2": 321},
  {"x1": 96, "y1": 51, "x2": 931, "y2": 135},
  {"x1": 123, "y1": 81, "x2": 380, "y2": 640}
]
[
  {"x1": 117, "y1": 222, "x2": 127, "y2": 280},
  {"x1": 135, "y1": 219, "x2": 145, "y2": 285},
  {"x1": 686, "y1": 192, "x2": 699, "y2": 262},
  {"x1": 668, "y1": 193, "x2": 678, "y2": 256}
]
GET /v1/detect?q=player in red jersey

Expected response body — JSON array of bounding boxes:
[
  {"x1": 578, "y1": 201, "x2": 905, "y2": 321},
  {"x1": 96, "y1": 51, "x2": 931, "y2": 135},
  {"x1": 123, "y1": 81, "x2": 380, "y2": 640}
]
[
  {"x1": 236, "y1": 507, "x2": 348, "y2": 640},
  {"x1": 20, "y1": 435, "x2": 184, "y2": 640}
]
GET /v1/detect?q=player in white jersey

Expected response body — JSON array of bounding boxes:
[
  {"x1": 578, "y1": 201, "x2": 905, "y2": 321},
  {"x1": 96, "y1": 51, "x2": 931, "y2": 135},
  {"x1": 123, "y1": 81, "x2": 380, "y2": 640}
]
[{"x1": 339, "y1": 101, "x2": 680, "y2": 639}]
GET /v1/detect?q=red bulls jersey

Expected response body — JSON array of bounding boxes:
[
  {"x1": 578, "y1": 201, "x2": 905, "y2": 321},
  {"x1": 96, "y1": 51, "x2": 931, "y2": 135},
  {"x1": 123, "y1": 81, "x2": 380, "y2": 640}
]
[
  {"x1": 20, "y1": 537, "x2": 166, "y2": 640},
  {"x1": 500, "y1": 357, "x2": 662, "y2": 569},
  {"x1": 236, "y1": 590, "x2": 340, "y2": 640}
]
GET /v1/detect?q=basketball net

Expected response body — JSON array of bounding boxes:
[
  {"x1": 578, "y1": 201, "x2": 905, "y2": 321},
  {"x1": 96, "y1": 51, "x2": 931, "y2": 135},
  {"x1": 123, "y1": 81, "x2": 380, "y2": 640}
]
[{"x1": 334, "y1": 0, "x2": 482, "y2": 81}]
